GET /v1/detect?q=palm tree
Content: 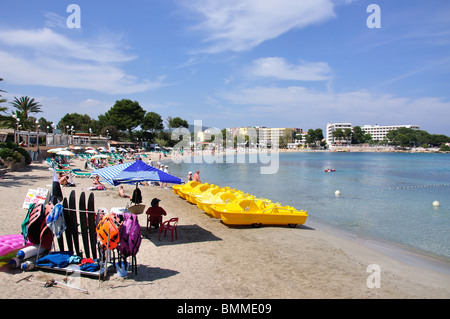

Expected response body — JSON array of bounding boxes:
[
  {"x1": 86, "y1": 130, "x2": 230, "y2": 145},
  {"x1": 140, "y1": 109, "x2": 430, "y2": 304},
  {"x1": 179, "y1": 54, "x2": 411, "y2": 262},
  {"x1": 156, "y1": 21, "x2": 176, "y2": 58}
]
[{"x1": 10, "y1": 96, "x2": 42, "y2": 119}]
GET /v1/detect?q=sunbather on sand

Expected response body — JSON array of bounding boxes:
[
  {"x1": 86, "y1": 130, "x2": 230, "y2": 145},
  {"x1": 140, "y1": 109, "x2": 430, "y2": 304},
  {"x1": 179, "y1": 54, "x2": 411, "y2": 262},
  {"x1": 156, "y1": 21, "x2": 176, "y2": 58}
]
[
  {"x1": 59, "y1": 172, "x2": 75, "y2": 187},
  {"x1": 87, "y1": 175, "x2": 107, "y2": 190},
  {"x1": 118, "y1": 186, "x2": 131, "y2": 198}
]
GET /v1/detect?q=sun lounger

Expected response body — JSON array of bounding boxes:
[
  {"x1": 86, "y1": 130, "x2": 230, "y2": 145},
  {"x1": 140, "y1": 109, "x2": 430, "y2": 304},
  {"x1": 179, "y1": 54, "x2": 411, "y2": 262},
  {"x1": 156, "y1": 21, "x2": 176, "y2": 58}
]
[{"x1": 72, "y1": 170, "x2": 93, "y2": 178}]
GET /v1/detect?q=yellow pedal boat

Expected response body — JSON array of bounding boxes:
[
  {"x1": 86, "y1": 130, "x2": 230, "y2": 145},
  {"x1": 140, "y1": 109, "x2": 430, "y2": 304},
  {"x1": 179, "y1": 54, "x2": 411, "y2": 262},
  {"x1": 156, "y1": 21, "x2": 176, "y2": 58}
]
[
  {"x1": 188, "y1": 186, "x2": 222, "y2": 205},
  {"x1": 184, "y1": 183, "x2": 213, "y2": 204},
  {"x1": 199, "y1": 191, "x2": 240, "y2": 216},
  {"x1": 173, "y1": 181, "x2": 200, "y2": 197},
  {"x1": 208, "y1": 193, "x2": 254, "y2": 218},
  {"x1": 217, "y1": 199, "x2": 308, "y2": 227}
]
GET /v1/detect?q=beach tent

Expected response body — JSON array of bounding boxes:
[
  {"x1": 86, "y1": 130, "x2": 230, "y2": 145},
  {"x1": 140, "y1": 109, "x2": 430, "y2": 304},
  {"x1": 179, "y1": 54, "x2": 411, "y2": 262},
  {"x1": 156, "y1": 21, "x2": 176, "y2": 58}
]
[{"x1": 92, "y1": 159, "x2": 183, "y2": 186}]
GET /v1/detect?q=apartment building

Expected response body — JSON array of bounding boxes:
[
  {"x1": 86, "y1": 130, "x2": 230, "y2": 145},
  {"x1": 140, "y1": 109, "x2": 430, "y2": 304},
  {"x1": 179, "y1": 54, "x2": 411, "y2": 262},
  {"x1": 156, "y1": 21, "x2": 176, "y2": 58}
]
[
  {"x1": 361, "y1": 124, "x2": 420, "y2": 141},
  {"x1": 231, "y1": 127, "x2": 301, "y2": 148},
  {"x1": 326, "y1": 123, "x2": 420, "y2": 145},
  {"x1": 326, "y1": 123, "x2": 352, "y2": 145}
]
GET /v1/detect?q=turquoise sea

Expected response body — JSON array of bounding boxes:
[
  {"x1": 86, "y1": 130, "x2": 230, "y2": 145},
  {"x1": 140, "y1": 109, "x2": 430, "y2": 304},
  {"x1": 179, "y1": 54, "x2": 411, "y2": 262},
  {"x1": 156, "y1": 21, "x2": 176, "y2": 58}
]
[{"x1": 167, "y1": 152, "x2": 450, "y2": 262}]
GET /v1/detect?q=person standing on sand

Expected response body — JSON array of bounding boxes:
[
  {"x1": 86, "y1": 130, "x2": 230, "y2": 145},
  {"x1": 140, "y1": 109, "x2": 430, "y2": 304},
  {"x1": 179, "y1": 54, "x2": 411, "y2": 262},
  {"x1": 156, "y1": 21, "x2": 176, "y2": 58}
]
[{"x1": 193, "y1": 170, "x2": 201, "y2": 183}]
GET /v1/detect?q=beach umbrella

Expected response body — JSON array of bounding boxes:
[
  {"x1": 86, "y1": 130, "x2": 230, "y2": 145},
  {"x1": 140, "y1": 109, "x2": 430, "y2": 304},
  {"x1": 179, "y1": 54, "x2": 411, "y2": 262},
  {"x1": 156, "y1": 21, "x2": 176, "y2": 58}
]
[
  {"x1": 48, "y1": 148, "x2": 65, "y2": 153},
  {"x1": 57, "y1": 150, "x2": 76, "y2": 157},
  {"x1": 92, "y1": 154, "x2": 109, "y2": 159},
  {"x1": 85, "y1": 149, "x2": 98, "y2": 154},
  {"x1": 92, "y1": 159, "x2": 183, "y2": 186}
]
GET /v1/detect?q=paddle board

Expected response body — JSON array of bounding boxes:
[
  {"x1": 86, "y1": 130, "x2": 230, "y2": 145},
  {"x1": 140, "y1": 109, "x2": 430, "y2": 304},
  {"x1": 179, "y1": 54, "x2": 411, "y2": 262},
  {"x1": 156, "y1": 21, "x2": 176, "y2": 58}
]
[
  {"x1": 79, "y1": 191, "x2": 90, "y2": 258},
  {"x1": 87, "y1": 192, "x2": 97, "y2": 259}
]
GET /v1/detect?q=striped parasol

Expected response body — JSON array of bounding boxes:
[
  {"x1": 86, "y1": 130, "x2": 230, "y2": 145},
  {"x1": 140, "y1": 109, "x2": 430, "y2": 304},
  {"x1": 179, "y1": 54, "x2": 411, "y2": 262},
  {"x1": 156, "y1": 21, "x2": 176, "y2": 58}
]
[{"x1": 91, "y1": 160, "x2": 183, "y2": 186}]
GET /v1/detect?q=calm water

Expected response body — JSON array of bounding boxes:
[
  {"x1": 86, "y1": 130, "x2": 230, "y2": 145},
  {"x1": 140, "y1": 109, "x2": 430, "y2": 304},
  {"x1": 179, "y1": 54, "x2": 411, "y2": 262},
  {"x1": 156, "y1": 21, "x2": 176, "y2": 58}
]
[{"x1": 167, "y1": 152, "x2": 450, "y2": 261}]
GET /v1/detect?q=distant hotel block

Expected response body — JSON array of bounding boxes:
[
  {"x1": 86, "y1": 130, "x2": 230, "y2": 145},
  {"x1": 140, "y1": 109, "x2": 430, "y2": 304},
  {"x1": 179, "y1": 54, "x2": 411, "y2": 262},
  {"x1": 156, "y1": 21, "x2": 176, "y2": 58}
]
[{"x1": 326, "y1": 123, "x2": 420, "y2": 145}]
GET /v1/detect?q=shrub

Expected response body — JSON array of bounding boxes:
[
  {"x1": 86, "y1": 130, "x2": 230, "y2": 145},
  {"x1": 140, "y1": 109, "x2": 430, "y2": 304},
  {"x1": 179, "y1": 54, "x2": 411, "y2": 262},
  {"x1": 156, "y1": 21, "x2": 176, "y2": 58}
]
[{"x1": 0, "y1": 142, "x2": 31, "y2": 164}]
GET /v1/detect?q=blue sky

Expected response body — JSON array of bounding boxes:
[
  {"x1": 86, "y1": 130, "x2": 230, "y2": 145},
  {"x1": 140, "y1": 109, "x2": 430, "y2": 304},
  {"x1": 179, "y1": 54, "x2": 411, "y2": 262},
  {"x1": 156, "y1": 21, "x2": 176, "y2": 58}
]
[{"x1": 1, "y1": 0, "x2": 449, "y2": 134}]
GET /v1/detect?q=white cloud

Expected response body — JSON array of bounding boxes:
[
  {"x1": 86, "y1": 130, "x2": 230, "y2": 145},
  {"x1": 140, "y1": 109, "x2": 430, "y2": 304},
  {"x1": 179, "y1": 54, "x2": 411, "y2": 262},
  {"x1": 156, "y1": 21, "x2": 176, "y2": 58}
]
[
  {"x1": 218, "y1": 86, "x2": 450, "y2": 132},
  {"x1": 0, "y1": 28, "x2": 134, "y2": 63},
  {"x1": 0, "y1": 28, "x2": 168, "y2": 94},
  {"x1": 184, "y1": 0, "x2": 335, "y2": 53},
  {"x1": 246, "y1": 57, "x2": 333, "y2": 81}
]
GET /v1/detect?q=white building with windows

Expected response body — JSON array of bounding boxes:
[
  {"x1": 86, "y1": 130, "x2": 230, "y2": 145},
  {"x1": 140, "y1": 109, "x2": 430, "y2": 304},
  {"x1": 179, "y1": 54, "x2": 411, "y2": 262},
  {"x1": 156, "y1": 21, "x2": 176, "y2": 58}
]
[
  {"x1": 326, "y1": 123, "x2": 352, "y2": 145},
  {"x1": 326, "y1": 123, "x2": 420, "y2": 145},
  {"x1": 361, "y1": 124, "x2": 420, "y2": 142}
]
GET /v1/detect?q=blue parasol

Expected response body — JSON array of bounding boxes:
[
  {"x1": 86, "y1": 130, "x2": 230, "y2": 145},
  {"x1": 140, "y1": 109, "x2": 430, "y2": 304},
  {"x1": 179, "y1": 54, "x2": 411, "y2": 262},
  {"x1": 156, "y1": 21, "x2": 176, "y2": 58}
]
[{"x1": 92, "y1": 160, "x2": 182, "y2": 186}]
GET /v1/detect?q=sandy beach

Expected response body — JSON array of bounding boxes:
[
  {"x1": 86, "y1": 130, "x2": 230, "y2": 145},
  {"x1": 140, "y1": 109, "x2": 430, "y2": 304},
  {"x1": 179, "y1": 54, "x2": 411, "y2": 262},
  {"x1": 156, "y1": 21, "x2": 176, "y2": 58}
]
[{"x1": 0, "y1": 155, "x2": 449, "y2": 299}]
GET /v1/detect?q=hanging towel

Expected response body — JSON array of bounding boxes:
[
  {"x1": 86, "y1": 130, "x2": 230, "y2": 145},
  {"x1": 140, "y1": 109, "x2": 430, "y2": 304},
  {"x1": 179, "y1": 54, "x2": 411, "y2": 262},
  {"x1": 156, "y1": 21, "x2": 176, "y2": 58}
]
[{"x1": 46, "y1": 203, "x2": 67, "y2": 239}]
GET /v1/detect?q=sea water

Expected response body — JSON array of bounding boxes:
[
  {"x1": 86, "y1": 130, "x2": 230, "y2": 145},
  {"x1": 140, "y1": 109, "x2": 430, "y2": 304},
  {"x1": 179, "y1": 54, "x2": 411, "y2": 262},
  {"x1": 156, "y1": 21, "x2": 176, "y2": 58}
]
[{"x1": 168, "y1": 152, "x2": 450, "y2": 261}]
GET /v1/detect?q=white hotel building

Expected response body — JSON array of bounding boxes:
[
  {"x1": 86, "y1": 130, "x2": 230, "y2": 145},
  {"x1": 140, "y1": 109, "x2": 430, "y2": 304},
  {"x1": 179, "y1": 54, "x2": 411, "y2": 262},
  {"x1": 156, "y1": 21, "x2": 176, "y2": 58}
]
[
  {"x1": 326, "y1": 123, "x2": 352, "y2": 145},
  {"x1": 326, "y1": 123, "x2": 420, "y2": 145},
  {"x1": 361, "y1": 124, "x2": 420, "y2": 142}
]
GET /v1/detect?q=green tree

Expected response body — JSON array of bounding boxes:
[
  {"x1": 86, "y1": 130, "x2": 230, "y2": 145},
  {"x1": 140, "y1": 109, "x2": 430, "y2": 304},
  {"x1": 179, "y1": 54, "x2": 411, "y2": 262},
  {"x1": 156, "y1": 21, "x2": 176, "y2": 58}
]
[
  {"x1": 351, "y1": 126, "x2": 364, "y2": 144},
  {"x1": 169, "y1": 116, "x2": 189, "y2": 129},
  {"x1": 304, "y1": 129, "x2": 324, "y2": 147},
  {"x1": 141, "y1": 111, "x2": 164, "y2": 134},
  {"x1": 385, "y1": 128, "x2": 450, "y2": 148},
  {"x1": 37, "y1": 117, "x2": 54, "y2": 133},
  {"x1": 343, "y1": 128, "x2": 352, "y2": 145},
  {"x1": 58, "y1": 113, "x2": 94, "y2": 133},
  {"x1": 104, "y1": 99, "x2": 146, "y2": 141},
  {"x1": 332, "y1": 129, "x2": 344, "y2": 144}
]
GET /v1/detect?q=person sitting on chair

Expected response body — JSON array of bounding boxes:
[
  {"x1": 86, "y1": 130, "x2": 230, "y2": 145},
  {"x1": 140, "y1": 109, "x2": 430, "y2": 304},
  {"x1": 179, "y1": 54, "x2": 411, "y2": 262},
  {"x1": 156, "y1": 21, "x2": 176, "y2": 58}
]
[{"x1": 145, "y1": 198, "x2": 167, "y2": 229}]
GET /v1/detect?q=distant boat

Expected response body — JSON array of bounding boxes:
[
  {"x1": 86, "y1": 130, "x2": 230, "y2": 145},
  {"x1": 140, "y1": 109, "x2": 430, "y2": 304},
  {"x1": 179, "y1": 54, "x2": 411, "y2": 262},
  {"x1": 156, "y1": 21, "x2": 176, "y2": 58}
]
[{"x1": 325, "y1": 169, "x2": 336, "y2": 172}]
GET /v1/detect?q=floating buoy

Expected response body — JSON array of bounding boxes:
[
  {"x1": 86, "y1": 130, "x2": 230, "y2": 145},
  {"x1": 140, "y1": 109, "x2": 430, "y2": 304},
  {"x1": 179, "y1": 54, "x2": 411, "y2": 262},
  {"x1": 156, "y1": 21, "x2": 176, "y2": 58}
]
[
  {"x1": 433, "y1": 201, "x2": 440, "y2": 207},
  {"x1": 335, "y1": 190, "x2": 341, "y2": 196}
]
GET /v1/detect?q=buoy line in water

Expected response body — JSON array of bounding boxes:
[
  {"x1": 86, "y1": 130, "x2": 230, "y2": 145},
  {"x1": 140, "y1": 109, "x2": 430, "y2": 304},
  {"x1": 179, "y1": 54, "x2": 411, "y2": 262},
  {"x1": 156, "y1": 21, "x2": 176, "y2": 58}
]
[{"x1": 377, "y1": 183, "x2": 450, "y2": 191}]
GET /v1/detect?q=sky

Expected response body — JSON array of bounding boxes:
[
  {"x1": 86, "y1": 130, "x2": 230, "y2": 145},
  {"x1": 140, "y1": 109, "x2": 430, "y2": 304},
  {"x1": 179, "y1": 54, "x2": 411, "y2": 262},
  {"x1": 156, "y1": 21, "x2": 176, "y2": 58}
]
[{"x1": 1, "y1": 0, "x2": 449, "y2": 135}]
